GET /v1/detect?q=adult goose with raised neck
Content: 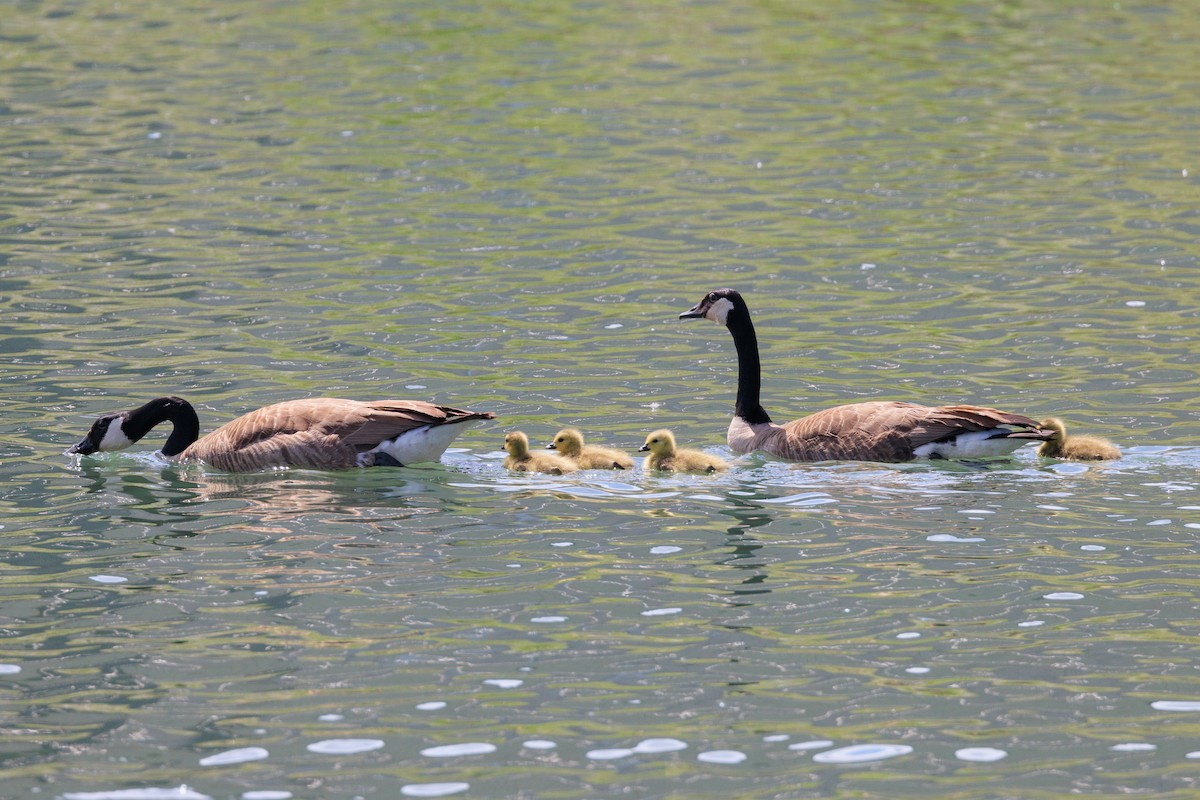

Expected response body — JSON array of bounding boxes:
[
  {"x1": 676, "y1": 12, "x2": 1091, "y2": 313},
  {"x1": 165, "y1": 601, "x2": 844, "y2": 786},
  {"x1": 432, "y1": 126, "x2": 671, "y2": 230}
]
[
  {"x1": 67, "y1": 395, "x2": 494, "y2": 472},
  {"x1": 679, "y1": 288, "x2": 1053, "y2": 462}
]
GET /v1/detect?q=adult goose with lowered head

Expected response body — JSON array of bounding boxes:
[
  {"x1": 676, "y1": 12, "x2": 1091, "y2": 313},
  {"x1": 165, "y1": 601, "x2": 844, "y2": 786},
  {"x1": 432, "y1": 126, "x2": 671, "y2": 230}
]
[
  {"x1": 679, "y1": 288, "x2": 1053, "y2": 462},
  {"x1": 68, "y1": 395, "x2": 494, "y2": 472}
]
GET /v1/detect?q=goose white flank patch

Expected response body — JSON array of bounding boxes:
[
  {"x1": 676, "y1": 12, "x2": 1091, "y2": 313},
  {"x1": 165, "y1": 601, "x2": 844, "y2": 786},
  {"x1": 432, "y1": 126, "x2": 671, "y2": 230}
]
[
  {"x1": 68, "y1": 396, "x2": 494, "y2": 472},
  {"x1": 680, "y1": 288, "x2": 1054, "y2": 463}
]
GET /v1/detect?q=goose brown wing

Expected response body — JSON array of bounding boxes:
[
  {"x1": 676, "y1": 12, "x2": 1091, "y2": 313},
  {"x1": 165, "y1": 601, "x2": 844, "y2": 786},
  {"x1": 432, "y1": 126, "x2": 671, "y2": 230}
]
[
  {"x1": 183, "y1": 399, "x2": 493, "y2": 471},
  {"x1": 777, "y1": 401, "x2": 1044, "y2": 462}
]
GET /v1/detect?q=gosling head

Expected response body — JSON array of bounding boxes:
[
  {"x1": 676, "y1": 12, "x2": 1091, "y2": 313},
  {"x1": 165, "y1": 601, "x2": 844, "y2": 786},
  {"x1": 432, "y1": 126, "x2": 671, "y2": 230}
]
[
  {"x1": 639, "y1": 429, "x2": 677, "y2": 456},
  {"x1": 504, "y1": 431, "x2": 531, "y2": 458},
  {"x1": 547, "y1": 428, "x2": 584, "y2": 456},
  {"x1": 1039, "y1": 418, "x2": 1068, "y2": 441},
  {"x1": 680, "y1": 287, "x2": 746, "y2": 327}
]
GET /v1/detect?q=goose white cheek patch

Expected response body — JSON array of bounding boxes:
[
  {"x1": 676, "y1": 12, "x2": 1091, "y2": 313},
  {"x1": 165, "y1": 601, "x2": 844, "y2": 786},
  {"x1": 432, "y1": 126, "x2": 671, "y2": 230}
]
[
  {"x1": 99, "y1": 420, "x2": 135, "y2": 451},
  {"x1": 707, "y1": 297, "x2": 734, "y2": 325}
]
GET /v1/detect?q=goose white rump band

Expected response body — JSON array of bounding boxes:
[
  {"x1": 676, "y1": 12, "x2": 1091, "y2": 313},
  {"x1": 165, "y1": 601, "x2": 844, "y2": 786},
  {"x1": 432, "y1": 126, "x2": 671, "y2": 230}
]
[
  {"x1": 911, "y1": 428, "x2": 1031, "y2": 459},
  {"x1": 363, "y1": 418, "x2": 483, "y2": 466}
]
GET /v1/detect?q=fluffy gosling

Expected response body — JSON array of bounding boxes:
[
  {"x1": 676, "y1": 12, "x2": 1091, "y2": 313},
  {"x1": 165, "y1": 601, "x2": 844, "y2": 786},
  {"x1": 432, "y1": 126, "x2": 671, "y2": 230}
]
[
  {"x1": 1037, "y1": 417, "x2": 1120, "y2": 461},
  {"x1": 546, "y1": 428, "x2": 634, "y2": 470},
  {"x1": 639, "y1": 429, "x2": 729, "y2": 473},
  {"x1": 504, "y1": 431, "x2": 579, "y2": 474}
]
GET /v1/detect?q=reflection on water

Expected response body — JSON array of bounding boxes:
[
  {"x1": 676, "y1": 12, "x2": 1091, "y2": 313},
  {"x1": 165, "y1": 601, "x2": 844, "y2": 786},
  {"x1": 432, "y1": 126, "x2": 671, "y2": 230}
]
[{"x1": 4, "y1": 0, "x2": 1200, "y2": 797}]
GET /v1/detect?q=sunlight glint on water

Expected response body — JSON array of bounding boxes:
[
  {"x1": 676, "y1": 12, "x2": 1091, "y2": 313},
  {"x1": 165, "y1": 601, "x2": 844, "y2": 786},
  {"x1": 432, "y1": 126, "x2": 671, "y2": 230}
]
[{"x1": 3, "y1": 1, "x2": 1200, "y2": 798}]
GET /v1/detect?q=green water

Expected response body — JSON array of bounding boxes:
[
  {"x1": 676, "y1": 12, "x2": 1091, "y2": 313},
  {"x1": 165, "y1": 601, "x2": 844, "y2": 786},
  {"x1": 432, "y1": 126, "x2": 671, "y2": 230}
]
[{"x1": 4, "y1": 1, "x2": 1200, "y2": 797}]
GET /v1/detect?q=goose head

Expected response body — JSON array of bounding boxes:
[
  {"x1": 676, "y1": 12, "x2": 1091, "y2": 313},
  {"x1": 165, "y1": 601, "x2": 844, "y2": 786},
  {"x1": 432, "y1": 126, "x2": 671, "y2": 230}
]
[
  {"x1": 639, "y1": 429, "x2": 677, "y2": 456},
  {"x1": 68, "y1": 396, "x2": 195, "y2": 456},
  {"x1": 68, "y1": 412, "x2": 133, "y2": 455},
  {"x1": 680, "y1": 288, "x2": 747, "y2": 327},
  {"x1": 546, "y1": 428, "x2": 584, "y2": 456},
  {"x1": 504, "y1": 431, "x2": 531, "y2": 458}
]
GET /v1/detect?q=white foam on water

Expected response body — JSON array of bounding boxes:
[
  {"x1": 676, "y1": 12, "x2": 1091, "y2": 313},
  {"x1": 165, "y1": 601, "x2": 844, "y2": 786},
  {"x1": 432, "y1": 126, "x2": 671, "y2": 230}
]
[
  {"x1": 242, "y1": 793, "x2": 292, "y2": 800},
  {"x1": 420, "y1": 742, "x2": 497, "y2": 757},
  {"x1": 896, "y1": 632, "x2": 921, "y2": 639},
  {"x1": 650, "y1": 546, "x2": 682, "y2": 554},
  {"x1": 787, "y1": 740, "x2": 833, "y2": 751},
  {"x1": 483, "y1": 679, "x2": 523, "y2": 688},
  {"x1": 1080, "y1": 545, "x2": 1106, "y2": 551},
  {"x1": 812, "y1": 743, "x2": 913, "y2": 763},
  {"x1": 305, "y1": 738, "x2": 385, "y2": 755},
  {"x1": 698, "y1": 749, "x2": 747, "y2": 764},
  {"x1": 416, "y1": 701, "x2": 447, "y2": 711},
  {"x1": 1018, "y1": 620, "x2": 1045, "y2": 628},
  {"x1": 0, "y1": 664, "x2": 21, "y2": 674},
  {"x1": 530, "y1": 616, "x2": 566, "y2": 623},
  {"x1": 199, "y1": 747, "x2": 269, "y2": 766},
  {"x1": 586, "y1": 748, "x2": 634, "y2": 760},
  {"x1": 604, "y1": 323, "x2": 623, "y2": 329},
  {"x1": 62, "y1": 789, "x2": 212, "y2": 800},
  {"x1": 1152, "y1": 700, "x2": 1200, "y2": 711},
  {"x1": 90, "y1": 575, "x2": 128, "y2": 584},
  {"x1": 1147, "y1": 519, "x2": 1171, "y2": 526},
  {"x1": 551, "y1": 542, "x2": 573, "y2": 547},
  {"x1": 927, "y1": 534, "x2": 985, "y2": 543},
  {"x1": 405, "y1": 384, "x2": 427, "y2": 390},
  {"x1": 400, "y1": 783, "x2": 470, "y2": 797},
  {"x1": 959, "y1": 509, "x2": 994, "y2": 515},
  {"x1": 632, "y1": 737, "x2": 687, "y2": 754},
  {"x1": 762, "y1": 734, "x2": 789, "y2": 742},
  {"x1": 1187, "y1": 751, "x2": 1200, "y2": 759},
  {"x1": 1037, "y1": 504, "x2": 1069, "y2": 511},
  {"x1": 1110, "y1": 742, "x2": 1156, "y2": 751},
  {"x1": 317, "y1": 714, "x2": 343, "y2": 722},
  {"x1": 955, "y1": 747, "x2": 1007, "y2": 762},
  {"x1": 522, "y1": 739, "x2": 556, "y2": 750},
  {"x1": 1043, "y1": 592, "x2": 1084, "y2": 600},
  {"x1": 641, "y1": 607, "x2": 682, "y2": 616},
  {"x1": 1125, "y1": 300, "x2": 1146, "y2": 307},
  {"x1": 905, "y1": 667, "x2": 930, "y2": 674}
]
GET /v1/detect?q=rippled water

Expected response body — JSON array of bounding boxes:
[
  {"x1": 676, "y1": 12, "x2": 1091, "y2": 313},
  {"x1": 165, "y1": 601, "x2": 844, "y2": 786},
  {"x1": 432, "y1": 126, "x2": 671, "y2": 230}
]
[{"x1": 5, "y1": 1, "x2": 1200, "y2": 798}]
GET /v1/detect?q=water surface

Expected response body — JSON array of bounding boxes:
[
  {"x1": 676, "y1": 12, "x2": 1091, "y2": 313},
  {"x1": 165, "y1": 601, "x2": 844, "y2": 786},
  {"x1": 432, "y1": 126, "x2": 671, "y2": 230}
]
[{"x1": 4, "y1": 1, "x2": 1200, "y2": 797}]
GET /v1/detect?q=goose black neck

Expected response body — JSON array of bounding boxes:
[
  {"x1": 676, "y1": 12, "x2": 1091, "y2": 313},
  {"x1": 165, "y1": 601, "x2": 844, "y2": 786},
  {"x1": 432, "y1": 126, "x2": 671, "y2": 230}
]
[
  {"x1": 126, "y1": 396, "x2": 200, "y2": 457},
  {"x1": 727, "y1": 310, "x2": 772, "y2": 425}
]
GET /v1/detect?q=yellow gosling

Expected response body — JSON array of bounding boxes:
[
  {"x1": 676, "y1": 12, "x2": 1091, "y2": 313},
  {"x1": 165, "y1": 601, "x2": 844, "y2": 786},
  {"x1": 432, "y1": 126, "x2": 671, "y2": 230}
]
[
  {"x1": 639, "y1": 429, "x2": 729, "y2": 473},
  {"x1": 504, "y1": 431, "x2": 579, "y2": 474},
  {"x1": 1037, "y1": 418, "x2": 1120, "y2": 461},
  {"x1": 546, "y1": 428, "x2": 634, "y2": 470}
]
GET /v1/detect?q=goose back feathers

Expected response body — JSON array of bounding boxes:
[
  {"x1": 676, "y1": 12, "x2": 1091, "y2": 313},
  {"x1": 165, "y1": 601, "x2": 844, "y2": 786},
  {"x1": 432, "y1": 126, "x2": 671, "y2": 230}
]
[
  {"x1": 69, "y1": 396, "x2": 494, "y2": 472},
  {"x1": 682, "y1": 288, "x2": 1053, "y2": 463}
]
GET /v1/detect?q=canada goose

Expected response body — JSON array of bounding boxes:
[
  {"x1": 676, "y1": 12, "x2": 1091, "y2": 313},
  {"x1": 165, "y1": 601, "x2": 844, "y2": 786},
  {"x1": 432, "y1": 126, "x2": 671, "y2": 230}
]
[
  {"x1": 545, "y1": 428, "x2": 634, "y2": 470},
  {"x1": 67, "y1": 395, "x2": 494, "y2": 472},
  {"x1": 680, "y1": 288, "x2": 1055, "y2": 462},
  {"x1": 503, "y1": 431, "x2": 579, "y2": 474},
  {"x1": 1037, "y1": 417, "x2": 1120, "y2": 461},
  {"x1": 639, "y1": 429, "x2": 729, "y2": 473}
]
